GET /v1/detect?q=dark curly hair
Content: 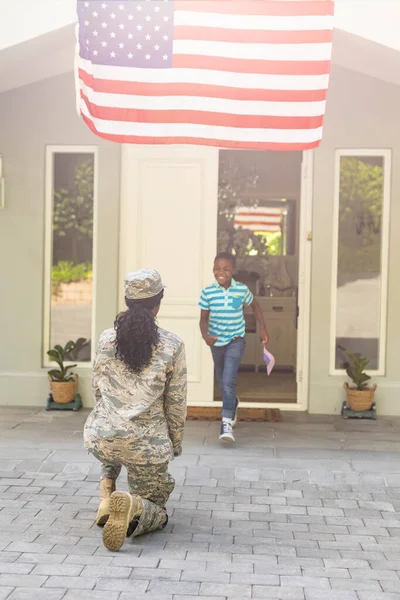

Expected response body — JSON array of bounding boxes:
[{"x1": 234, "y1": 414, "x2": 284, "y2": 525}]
[
  {"x1": 114, "y1": 290, "x2": 164, "y2": 373},
  {"x1": 215, "y1": 251, "x2": 236, "y2": 268}
]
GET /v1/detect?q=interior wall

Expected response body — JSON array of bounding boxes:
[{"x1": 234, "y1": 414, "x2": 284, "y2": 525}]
[
  {"x1": 219, "y1": 150, "x2": 302, "y2": 288},
  {"x1": 225, "y1": 150, "x2": 302, "y2": 199},
  {"x1": 0, "y1": 72, "x2": 121, "y2": 407},
  {"x1": 310, "y1": 64, "x2": 400, "y2": 415}
]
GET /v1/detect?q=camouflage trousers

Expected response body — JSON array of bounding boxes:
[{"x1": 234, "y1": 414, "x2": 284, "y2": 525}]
[{"x1": 87, "y1": 436, "x2": 175, "y2": 537}]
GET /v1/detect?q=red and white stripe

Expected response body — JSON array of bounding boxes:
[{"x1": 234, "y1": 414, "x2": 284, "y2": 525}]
[
  {"x1": 77, "y1": 0, "x2": 335, "y2": 150},
  {"x1": 234, "y1": 207, "x2": 282, "y2": 233}
]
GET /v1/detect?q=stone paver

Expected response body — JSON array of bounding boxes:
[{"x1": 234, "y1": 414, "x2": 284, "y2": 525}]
[{"x1": 2, "y1": 408, "x2": 400, "y2": 599}]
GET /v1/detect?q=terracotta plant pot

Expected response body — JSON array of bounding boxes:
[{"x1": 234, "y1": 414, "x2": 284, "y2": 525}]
[
  {"x1": 50, "y1": 375, "x2": 78, "y2": 404},
  {"x1": 344, "y1": 382, "x2": 376, "y2": 412}
]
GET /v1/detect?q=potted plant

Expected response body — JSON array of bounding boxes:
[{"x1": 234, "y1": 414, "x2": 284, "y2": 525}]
[
  {"x1": 339, "y1": 346, "x2": 377, "y2": 411},
  {"x1": 47, "y1": 338, "x2": 88, "y2": 404}
]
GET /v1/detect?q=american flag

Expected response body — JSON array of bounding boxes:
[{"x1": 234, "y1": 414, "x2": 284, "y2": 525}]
[
  {"x1": 234, "y1": 207, "x2": 282, "y2": 232},
  {"x1": 76, "y1": 0, "x2": 335, "y2": 150}
]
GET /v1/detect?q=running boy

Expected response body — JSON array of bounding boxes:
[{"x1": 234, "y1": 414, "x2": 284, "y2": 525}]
[{"x1": 199, "y1": 252, "x2": 269, "y2": 442}]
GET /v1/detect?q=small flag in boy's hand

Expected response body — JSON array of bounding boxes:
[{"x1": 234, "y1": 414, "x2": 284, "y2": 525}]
[{"x1": 263, "y1": 347, "x2": 275, "y2": 376}]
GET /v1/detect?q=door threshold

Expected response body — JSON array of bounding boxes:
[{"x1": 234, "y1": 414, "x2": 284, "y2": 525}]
[
  {"x1": 214, "y1": 396, "x2": 297, "y2": 404},
  {"x1": 187, "y1": 406, "x2": 282, "y2": 422},
  {"x1": 189, "y1": 401, "x2": 306, "y2": 412}
]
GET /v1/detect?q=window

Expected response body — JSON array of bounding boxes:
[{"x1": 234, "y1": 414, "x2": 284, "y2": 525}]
[
  {"x1": 44, "y1": 146, "x2": 98, "y2": 366},
  {"x1": 330, "y1": 150, "x2": 391, "y2": 374}
]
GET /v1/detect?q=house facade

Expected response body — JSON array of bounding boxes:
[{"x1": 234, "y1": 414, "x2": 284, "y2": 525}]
[{"x1": 1, "y1": 14, "x2": 400, "y2": 415}]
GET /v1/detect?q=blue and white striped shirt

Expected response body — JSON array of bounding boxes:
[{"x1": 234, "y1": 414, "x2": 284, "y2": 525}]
[{"x1": 199, "y1": 279, "x2": 254, "y2": 347}]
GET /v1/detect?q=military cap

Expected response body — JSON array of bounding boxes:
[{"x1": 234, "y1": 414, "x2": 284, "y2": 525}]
[{"x1": 124, "y1": 269, "x2": 165, "y2": 301}]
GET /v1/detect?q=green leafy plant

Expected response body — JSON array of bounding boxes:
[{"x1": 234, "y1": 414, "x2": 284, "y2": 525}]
[
  {"x1": 53, "y1": 159, "x2": 94, "y2": 263},
  {"x1": 338, "y1": 156, "x2": 383, "y2": 275},
  {"x1": 51, "y1": 261, "x2": 92, "y2": 296},
  {"x1": 339, "y1": 346, "x2": 371, "y2": 390},
  {"x1": 47, "y1": 338, "x2": 89, "y2": 382},
  {"x1": 52, "y1": 261, "x2": 92, "y2": 284}
]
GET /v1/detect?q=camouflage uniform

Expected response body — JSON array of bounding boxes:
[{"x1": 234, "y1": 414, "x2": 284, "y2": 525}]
[{"x1": 84, "y1": 269, "x2": 187, "y2": 537}]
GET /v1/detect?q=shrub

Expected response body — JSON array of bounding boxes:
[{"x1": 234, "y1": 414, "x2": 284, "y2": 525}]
[{"x1": 52, "y1": 261, "x2": 92, "y2": 295}]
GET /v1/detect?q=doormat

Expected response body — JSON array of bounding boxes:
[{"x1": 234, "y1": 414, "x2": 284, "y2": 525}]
[{"x1": 187, "y1": 407, "x2": 282, "y2": 422}]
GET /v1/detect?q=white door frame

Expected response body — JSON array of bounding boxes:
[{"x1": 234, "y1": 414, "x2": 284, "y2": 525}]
[
  {"x1": 295, "y1": 149, "x2": 314, "y2": 412},
  {"x1": 118, "y1": 146, "x2": 314, "y2": 412}
]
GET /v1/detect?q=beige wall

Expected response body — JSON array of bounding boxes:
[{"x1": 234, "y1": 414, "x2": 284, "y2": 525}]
[
  {"x1": 1, "y1": 64, "x2": 400, "y2": 415},
  {"x1": 0, "y1": 72, "x2": 121, "y2": 407},
  {"x1": 222, "y1": 149, "x2": 302, "y2": 199},
  {"x1": 310, "y1": 64, "x2": 400, "y2": 415},
  {"x1": 219, "y1": 150, "x2": 302, "y2": 287}
]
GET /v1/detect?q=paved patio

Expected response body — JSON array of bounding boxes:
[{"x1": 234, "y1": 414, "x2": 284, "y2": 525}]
[{"x1": 2, "y1": 407, "x2": 400, "y2": 600}]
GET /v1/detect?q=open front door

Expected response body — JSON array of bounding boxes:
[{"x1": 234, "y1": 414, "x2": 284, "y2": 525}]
[
  {"x1": 296, "y1": 149, "x2": 314, "y2": 410},
  {"x1": 119, "y1": 146, "x2": 219, "y2": 405}
]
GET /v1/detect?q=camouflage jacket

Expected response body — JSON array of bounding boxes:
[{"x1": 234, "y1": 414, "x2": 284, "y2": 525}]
[{"x1": 84, "y1": 327, "x2": 187, "y2": 464}]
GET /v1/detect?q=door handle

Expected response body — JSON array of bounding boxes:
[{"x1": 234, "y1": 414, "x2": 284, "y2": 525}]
[{"x1": 272, "y1": 306, "x2": 283, "y2": 312}]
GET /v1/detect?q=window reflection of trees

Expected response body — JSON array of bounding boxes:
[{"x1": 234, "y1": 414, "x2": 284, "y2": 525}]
[
  {"x1": 50, "y1": 154, "x2": 95, "y2": 363},
  {"x1": 335, "y1": 155, "x2": 384, "y2": 370},
  {"x1": 338, "y1": 156, "x2": 383, "y2": 283}
]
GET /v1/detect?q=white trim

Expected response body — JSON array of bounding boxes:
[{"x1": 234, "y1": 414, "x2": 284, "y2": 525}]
[
  {"x1": 118, "y1": 146, "x2": 313, "y2": 412},
  {"x1": 296, "y1": 149, "x2": 314, "y2": 411},
  {"x1": 118, "y1": 145, "x2": 137, "y2": 310},
  {"x1": 43, "y1": 147, "x2": 53, "y2": 367},
  {"x1": 202, "y1": 400, "x2": 303, "y2": 411},
  {"x1": 43, "y1": 145, "x2": 99, "y2": 369},
  {"x1": 92, "y1": 149, "x2": 99, "y2": 361},
  {"x1": 329, "y1": 148, "x2": 392, "y2": 377},
  {"x1": 0, "y1": 154, "x2": 4, "y2": 209}
]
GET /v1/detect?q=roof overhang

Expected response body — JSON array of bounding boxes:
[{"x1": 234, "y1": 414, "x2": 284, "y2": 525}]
[
  {"x1": 0, "y1": 25, "x2": 76, "y2": 94},
  {"x1": 1, "y1": 26, "x2": 400, "y2": 95},
  {"x1": 331, "y1": 29, "x2": 400, "y2": 87}
]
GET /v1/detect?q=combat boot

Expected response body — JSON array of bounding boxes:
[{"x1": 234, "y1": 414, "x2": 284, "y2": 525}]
[
  {"x1": 95, "y1": 478, "x2": 115, "y2": 526},
  {"x1": 102, "y1": 491, "x2": 143, "y2": 552}
]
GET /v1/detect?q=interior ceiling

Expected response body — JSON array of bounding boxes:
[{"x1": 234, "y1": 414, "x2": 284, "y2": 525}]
[{"x1": 1, "y1": 26, "x2": 400, "y2": 95}]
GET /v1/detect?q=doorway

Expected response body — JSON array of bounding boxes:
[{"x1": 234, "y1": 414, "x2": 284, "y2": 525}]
[{"x1": 214, "y1": 149, "x2": 311, "y2": 409}]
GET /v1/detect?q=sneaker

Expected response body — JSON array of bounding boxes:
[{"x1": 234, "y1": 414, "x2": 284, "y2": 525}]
[
  {"x1": 219, "y1": 421, "x2": 235, "y2": 443},
  {"x1": 232, "y1": 397, "x2": 240, "y2": 428}
]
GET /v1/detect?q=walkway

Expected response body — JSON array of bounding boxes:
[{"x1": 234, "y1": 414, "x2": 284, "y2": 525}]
[{"x1": 1, "y1": 407, "x2": 400, "y2": 600}]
